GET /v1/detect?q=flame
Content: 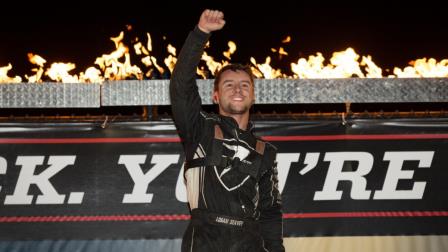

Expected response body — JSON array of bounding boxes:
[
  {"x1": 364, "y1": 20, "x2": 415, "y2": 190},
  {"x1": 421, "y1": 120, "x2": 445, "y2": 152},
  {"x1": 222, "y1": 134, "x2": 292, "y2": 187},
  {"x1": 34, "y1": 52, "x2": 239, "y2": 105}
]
[
  {"x1": 45, "y1": 62, "x2": 78, "y2": 83},
  {"x1": 28, "y1": 53, "x2": 46, "y2": 67},
  {"x1": 223, "y1": 41, "x2": 236, "y2": 60},
  {"x1": 146, "y1": 33, "x2": 153, "y2": 52},
  {"x1": 251, "y1": 56, "x2": 285, "y2": 79},
  {"x1": 282, "y1": 36, "x2": 291, "y2": 43},
  {"x1": 167, "y1": 44, "x2": 177, "y2": 56},
  {"x1": 80, "y1": 67, "x2": 104, "y2": 83},
  {"x1": 197, "y1": 66, "x2": 208, "y2": 79},
  {"x1": 291, "y1": 53, "x2": 325, "y2": 78},
  {"x1": 26, "y1": 53, "x2": 46, "y2": 83},
  {"x1": 201, "y1": 51, "x2": 225, "y2": 77},
  {"x1": 164, "y1": 44, "x2": 178, "y2": 73},
  {"x1": 198, "y1": 41, "x2": 226, "y2": 77},
  {"x1": 0, "y1": 64, "x2": 22, "y2": 83},
  {"x1": 134, "y1": 42, "x2": 144, "y2": 55},
  {"x1": 291, "y1": 48, "x2": 386, "y2": 78},
  {"x1": 278, "y1": 47, "x2": 288, "y2": 56},
  {"x1": 361, "y1": 55, "x2": 382, "y2": 78},
  {"x1": 271, "y1": 47, "x2": 288, "y2": 59},
  {"x1": 329, "y1": 48, "x2": 365, "y2": 78},
  {"x1": 393, "y1": 58, "x2": 448, "y2": 78},
  {"x1": 199, "y1": 41, "x2": 236, "y2": 78},
  {"x1": 1, "y1": 31, "x2": 447, "y2": 84},
  {"x1": 151, "y1": 56, "x2": 165, "y2": 76},
  {"x1": 139, "y1": 33, "x2": 164, "y2": 76},
  {"x1": 95, "y1": 31, "x2": 143, "y2": 80}
]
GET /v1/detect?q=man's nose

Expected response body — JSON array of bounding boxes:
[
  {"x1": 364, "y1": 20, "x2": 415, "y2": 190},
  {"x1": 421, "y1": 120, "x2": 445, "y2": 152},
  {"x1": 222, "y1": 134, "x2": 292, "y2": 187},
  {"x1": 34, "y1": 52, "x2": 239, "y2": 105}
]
[{"x1": 233, "y1": 83, "x2": 242, "y2": 92}]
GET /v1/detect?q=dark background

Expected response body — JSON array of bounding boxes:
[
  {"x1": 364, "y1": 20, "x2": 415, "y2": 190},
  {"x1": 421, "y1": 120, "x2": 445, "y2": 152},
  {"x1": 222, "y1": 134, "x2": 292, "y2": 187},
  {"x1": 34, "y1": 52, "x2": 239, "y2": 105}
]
[{"x1": 1, "y1": 1, "x2": 447, "y2": 79}]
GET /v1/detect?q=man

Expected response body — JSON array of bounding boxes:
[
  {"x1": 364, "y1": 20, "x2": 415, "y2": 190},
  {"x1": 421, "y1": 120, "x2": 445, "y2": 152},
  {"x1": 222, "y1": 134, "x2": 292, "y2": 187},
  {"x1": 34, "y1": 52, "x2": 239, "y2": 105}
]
[{"x1": 170, "y1": 9, "x2": 284, "y2": 252}]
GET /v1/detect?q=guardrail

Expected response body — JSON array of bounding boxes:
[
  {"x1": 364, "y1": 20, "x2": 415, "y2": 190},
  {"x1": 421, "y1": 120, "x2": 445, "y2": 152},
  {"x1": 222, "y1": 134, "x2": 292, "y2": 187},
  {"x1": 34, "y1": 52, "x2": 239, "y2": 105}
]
[{"x1": 1, "y1": 78, "x2": 446, "y2": 108}]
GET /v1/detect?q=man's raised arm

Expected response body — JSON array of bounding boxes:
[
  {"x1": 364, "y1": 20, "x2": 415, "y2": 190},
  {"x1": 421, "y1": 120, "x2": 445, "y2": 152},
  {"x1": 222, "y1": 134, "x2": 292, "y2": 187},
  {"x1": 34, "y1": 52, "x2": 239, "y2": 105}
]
[{"x1": 169, "y1": 10, "x2": 225, "y2": 142}]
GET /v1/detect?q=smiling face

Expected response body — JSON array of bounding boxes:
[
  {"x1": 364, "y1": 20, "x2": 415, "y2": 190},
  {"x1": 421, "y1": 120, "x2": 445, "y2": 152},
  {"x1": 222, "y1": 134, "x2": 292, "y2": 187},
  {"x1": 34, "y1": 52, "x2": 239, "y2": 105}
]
[{"x1": 214, "y1": 69, "x2": 255, "y2": 116}]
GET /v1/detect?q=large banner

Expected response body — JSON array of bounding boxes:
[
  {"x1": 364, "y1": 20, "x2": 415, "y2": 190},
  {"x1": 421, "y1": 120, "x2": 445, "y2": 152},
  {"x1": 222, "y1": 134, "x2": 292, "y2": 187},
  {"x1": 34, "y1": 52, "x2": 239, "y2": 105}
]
[{"x1": 0, "y1": 118, "x2": 447, "y2": 250}]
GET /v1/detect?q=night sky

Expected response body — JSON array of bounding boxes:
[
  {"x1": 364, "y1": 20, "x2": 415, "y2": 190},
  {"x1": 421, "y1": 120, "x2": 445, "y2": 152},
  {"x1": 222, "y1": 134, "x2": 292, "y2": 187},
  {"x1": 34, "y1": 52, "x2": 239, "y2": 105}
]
[{"x1": 1, "y1": 1, "x2": 447, "y2": 79}]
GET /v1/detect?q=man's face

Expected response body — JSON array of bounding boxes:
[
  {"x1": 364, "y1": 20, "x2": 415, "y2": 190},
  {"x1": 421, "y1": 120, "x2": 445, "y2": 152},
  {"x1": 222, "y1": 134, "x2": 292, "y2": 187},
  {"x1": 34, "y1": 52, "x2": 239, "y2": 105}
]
[{"x1": 214, "y1": 70, "x2": 254, "y2": 115}]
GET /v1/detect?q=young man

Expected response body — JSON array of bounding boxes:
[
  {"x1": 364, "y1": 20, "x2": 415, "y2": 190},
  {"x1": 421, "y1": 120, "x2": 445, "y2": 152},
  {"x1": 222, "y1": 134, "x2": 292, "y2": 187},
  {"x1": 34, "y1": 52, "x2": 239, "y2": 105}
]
[{"x1": 170, "y1": 9, "x2": 284, "y2": 252}]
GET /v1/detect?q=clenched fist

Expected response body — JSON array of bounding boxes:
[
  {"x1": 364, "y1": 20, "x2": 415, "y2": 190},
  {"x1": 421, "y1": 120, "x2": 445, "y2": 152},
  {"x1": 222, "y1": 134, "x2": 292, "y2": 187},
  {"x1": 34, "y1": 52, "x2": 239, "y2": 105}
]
[{"x1": 198, "y1": 9, "x2": 225, "y2": 33}]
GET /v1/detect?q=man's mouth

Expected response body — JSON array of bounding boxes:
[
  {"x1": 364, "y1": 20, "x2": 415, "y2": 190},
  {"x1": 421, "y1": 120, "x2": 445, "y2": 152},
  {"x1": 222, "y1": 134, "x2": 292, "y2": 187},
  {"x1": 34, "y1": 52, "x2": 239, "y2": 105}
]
[{"x1": 231, "y1": 96, "x2": 244, "y2": 101}]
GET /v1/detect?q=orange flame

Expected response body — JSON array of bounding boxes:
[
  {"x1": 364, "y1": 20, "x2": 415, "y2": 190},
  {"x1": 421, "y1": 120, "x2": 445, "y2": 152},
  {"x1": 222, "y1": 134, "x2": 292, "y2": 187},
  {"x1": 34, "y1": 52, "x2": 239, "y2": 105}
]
[
  {"x1": 0, "y1": 64, "x2": 22, "y2": 83},
  {"x1": 80, "y1": 67, "x2": 104, "y2": 83},
  {"x1": 164, "y1": 44, "x2": 177, "y2": 74},
  {"x1": 291, "y1": 48, "x2": 386, "y2": 78},
  {"x1": 25, "y1": 53, "x2": 46, "y2": 83},
  {"x1": 45, "y1": 62, "x2": 78, "y2": 82},
  {"x1": 223, "y1": 41, "x2": 236, "y2": 60},
  {"x1": 94, "y1": 31, "x2": 142, "y2": 81},
  {"x1": 282, "y1": 36, "x2": 291, "y2": 43},
  {"x1": 251, "y1": 56, "x2": 285, "y2": 79},
  {"x1": 201, "y1": 51, "x2": 225, "y2": 76},
  {"x1": 393, "y1": 58, "x2": 448, "y2": 78},
  {"x1": 1, "y1": 32, "x2": 447, "y2": 84}
]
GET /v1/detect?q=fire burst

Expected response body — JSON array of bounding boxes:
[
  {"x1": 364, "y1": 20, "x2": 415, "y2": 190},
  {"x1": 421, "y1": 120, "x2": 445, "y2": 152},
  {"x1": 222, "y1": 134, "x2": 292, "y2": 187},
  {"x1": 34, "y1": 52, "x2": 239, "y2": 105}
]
[{"x1": 1, "y1": 31, "x2": 447, "y2": 84}]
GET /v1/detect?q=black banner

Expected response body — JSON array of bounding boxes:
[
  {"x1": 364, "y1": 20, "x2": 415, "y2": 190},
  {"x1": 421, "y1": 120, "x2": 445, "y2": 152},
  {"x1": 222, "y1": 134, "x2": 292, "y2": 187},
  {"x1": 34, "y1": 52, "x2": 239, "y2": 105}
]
[{"x1": 0, "y1": 118, "x2": 447, "y2": 240}]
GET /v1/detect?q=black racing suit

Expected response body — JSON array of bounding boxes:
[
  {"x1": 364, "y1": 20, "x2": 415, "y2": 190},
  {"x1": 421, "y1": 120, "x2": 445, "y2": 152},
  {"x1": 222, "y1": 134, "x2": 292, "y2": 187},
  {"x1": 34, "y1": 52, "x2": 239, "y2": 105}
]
[{"x1": 170, "y1": 26, "x2": 284, "y2": 252}]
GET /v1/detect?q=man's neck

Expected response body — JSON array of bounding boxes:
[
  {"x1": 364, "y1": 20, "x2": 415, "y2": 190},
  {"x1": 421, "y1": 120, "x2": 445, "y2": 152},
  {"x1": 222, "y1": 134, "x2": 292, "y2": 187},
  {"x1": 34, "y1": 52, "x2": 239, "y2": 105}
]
[{"x1": 220, "y1": 111, "x2": 250, "y2": 130}]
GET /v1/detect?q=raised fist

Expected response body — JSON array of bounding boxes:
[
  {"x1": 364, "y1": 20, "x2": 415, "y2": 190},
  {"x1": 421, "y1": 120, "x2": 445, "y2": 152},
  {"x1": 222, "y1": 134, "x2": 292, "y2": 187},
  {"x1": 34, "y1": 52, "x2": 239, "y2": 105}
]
[{"x1": 198, "y1": 9, "x2": 225, "y2": 33}]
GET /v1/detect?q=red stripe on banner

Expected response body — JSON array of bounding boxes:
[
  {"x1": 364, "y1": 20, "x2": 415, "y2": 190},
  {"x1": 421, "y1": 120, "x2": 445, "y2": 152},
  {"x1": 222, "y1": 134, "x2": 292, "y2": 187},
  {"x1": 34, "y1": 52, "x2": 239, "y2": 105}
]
[
  {"x1": 0, "y1": 137, "x2": 181, "y2": 144},
  {"x1": 1, "y1": 211, "x2": 447, "y2": 223},
  {"x1": 0, "y1": 214, "x2": 191, "y2": 223},
  {"x1": 0, "y1": 134, "x2": 447, "y2": 144},
  {"x1": 263, "y1": 134, "x2": 448, "y2": 141},
  {"x1": 283, "y1": 211, "x2": 448, "y2": 219}
]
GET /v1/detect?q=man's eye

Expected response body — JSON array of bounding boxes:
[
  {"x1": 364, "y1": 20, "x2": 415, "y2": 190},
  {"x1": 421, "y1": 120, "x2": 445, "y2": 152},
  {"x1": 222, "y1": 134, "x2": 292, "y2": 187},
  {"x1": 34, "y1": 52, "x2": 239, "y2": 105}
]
[{"x1": 241, "y1": 84, "x2": 250, "y2": 89}]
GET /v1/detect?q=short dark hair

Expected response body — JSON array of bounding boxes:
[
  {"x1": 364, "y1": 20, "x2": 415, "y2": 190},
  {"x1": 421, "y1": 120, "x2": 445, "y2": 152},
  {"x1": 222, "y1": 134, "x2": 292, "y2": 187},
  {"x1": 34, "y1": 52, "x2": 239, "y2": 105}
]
[{"x1": 213, "y1": 64, "x2": 254, "y2": 92}]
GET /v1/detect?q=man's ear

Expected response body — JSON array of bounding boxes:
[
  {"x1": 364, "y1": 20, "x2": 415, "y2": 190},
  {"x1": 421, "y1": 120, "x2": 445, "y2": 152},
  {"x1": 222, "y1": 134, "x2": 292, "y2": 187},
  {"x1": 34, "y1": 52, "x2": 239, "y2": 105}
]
[{"x1": 212, "y1": 92, "x2": 219, "y2": 104}]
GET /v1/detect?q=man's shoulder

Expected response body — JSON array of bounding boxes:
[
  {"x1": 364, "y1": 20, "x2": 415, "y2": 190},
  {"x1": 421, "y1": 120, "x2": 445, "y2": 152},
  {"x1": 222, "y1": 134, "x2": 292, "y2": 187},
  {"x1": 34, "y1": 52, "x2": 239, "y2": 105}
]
[
  {"x1": 252, "y1": 135, "x2": 277, "y2": 158},
  {"x1": 253, "y1": 135, "x2": 277, "y2": 151},
  {"x1": 263, "y1": 141, "x2": 278, "y2": 155},
  {"x1": 265, "y1": 141, "x2": 277, "y2": 151}
]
